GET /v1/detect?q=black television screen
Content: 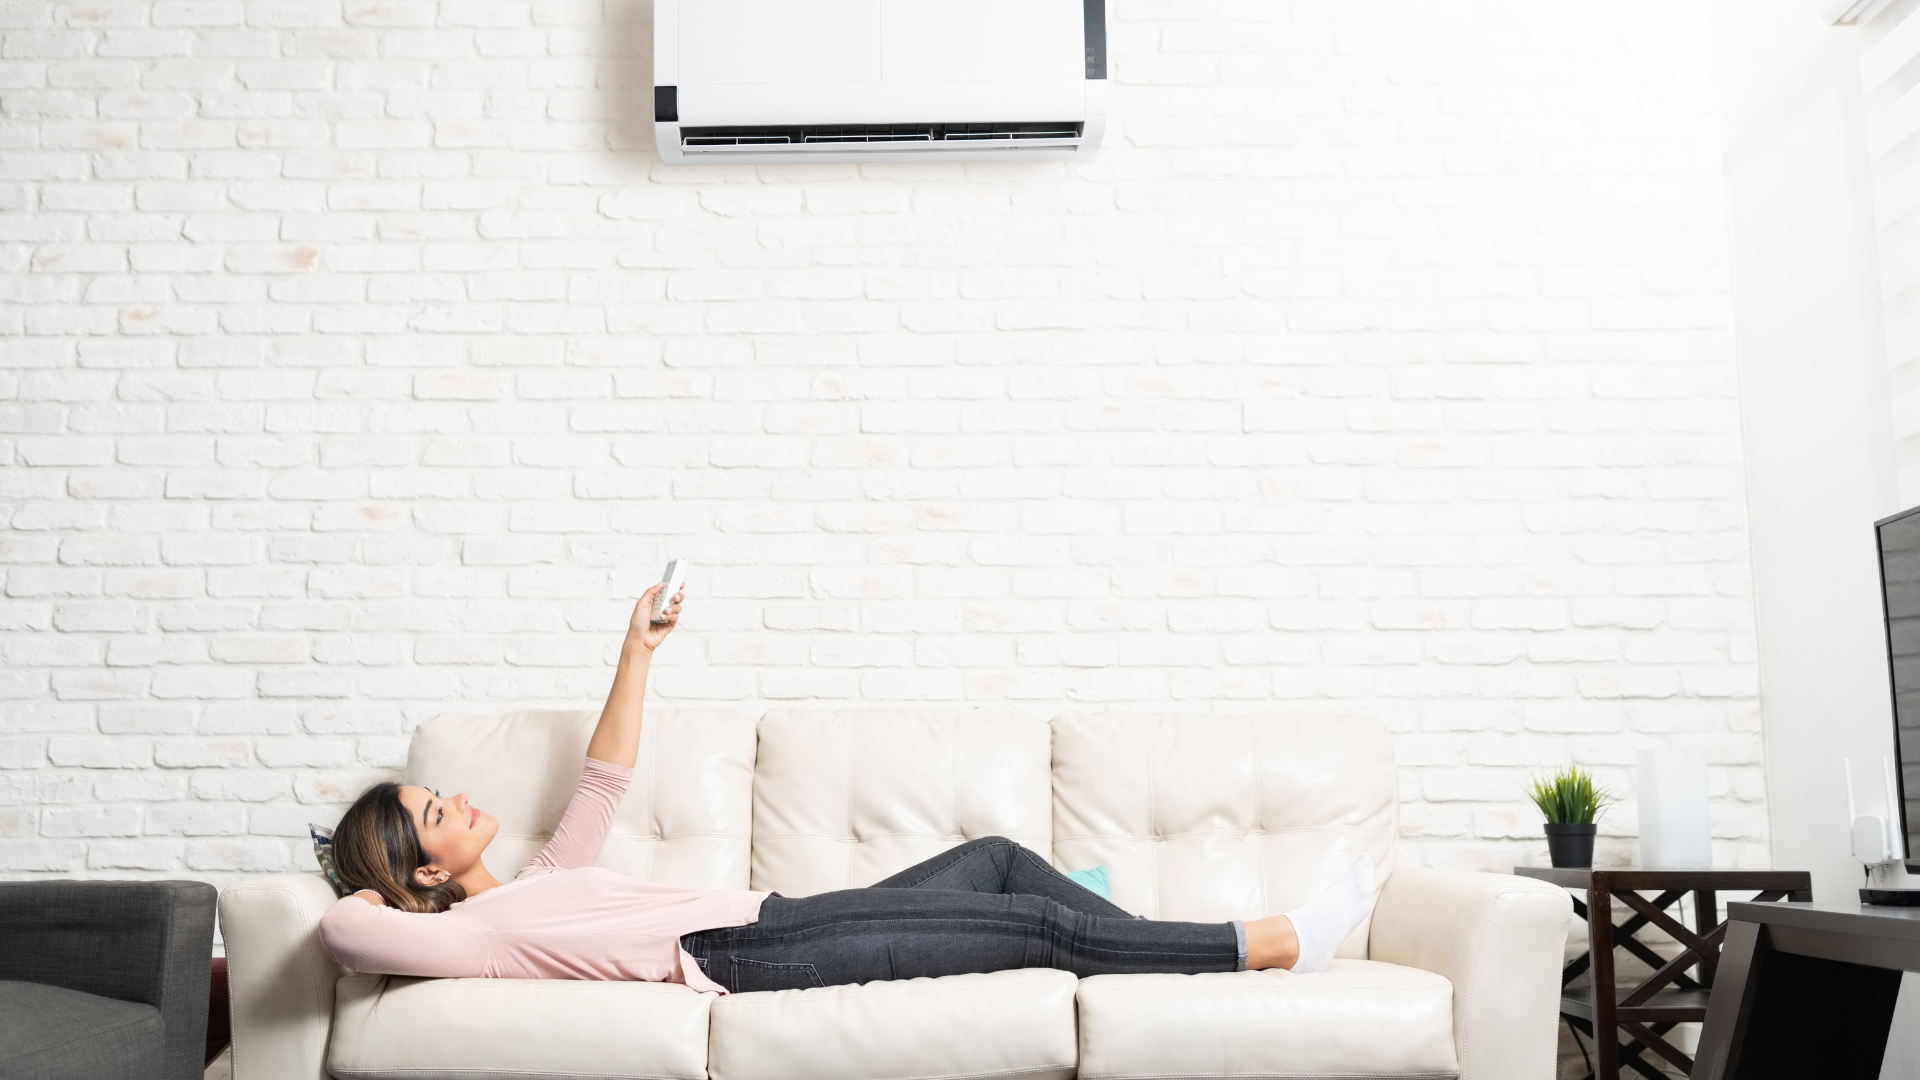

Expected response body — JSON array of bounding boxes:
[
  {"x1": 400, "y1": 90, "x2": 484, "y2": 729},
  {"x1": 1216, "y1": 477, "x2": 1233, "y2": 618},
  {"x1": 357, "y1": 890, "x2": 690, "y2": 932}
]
[{"x1": 1877, "y1": 506, "x2": 1920, "y2": 866}]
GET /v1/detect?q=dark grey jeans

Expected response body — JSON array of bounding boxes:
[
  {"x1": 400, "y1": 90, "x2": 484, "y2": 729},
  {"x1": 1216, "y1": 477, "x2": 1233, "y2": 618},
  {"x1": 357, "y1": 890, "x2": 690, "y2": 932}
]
[{"x1": 681, "y1": 837, "x2": 1243, "y2": 993}]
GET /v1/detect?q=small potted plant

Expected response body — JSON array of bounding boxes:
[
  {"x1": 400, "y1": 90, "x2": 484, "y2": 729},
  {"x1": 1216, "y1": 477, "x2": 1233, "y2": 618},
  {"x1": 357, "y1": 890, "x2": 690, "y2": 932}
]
[{"x1": 1527, "y1": 766, "x2": 1613, "y2": 868}]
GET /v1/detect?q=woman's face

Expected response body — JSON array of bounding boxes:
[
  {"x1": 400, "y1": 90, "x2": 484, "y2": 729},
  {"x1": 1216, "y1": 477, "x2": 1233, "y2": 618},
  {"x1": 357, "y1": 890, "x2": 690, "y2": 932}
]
[{"x1": 396, "y1": 786, "x2": 497, "y2": 884}]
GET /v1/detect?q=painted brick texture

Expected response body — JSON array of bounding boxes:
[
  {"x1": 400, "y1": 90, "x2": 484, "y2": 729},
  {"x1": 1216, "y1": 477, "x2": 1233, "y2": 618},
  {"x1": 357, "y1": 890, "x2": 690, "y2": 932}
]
[{"x1": 0, "y1": 0, "x2": 1764, "y2": 888}]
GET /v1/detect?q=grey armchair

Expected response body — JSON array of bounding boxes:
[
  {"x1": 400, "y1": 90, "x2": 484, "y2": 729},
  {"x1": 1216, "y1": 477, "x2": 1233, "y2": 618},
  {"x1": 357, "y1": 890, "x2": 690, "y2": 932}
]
[{"x1": 0, "y1": 880, "x2": 217, "y2": 1080}]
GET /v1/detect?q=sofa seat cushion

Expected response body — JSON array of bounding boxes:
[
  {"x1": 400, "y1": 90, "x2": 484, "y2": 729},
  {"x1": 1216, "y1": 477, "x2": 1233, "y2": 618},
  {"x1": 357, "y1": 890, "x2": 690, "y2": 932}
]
[
  {"x1": 328, "y1": 973, "x2": 711, "y2": 1080},
  {"x1": 0, "y1": 980, "x2": 163, "y2": 1080},
  {"x1": 1075, "y1": 960, "x2": 1458, "y2": 1080},
  {"x1": 708, "y1": 968, "x2": 1077, "y2": 1080}
]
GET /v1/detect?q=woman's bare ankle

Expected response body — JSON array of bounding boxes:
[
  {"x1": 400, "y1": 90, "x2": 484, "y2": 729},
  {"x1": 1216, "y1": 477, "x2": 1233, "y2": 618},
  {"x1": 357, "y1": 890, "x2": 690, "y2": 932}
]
[{"x1": 1244, "y1": 914, "x2": 1299, "y2": 970}]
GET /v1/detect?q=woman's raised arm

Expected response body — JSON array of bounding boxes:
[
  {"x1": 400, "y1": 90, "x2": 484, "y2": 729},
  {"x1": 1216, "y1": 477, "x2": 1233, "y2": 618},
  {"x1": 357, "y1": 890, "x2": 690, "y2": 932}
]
[{"x1": 585, "y1": 583, "x2": 682, "y2": 769}]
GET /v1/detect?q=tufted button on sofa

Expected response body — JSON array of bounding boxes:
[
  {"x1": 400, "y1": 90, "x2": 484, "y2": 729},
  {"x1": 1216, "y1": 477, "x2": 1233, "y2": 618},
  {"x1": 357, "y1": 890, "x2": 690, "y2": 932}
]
[{"x1": 220, "y1": 708, "x2": 1570, "y2": 1080}]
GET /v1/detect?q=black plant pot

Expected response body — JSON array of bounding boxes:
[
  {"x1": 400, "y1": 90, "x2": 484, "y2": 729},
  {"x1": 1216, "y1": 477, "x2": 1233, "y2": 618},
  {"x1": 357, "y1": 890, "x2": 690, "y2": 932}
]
[{"x1": 1544, "y1": 823, "x2": 1597, "y2": 869}]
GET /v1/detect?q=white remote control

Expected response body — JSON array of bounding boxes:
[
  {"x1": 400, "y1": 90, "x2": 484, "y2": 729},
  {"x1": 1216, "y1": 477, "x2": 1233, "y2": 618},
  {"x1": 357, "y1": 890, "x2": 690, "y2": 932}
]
[{"x1": 651, "y1": 559, "x2": 688, "y2": 623}]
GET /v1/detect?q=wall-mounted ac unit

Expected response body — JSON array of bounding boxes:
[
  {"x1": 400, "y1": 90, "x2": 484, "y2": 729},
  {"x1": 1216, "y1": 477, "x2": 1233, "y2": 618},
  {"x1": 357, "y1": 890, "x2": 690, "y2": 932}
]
[{"x1": 653, "y1": 0, "x2": 1108, "y2": 165}]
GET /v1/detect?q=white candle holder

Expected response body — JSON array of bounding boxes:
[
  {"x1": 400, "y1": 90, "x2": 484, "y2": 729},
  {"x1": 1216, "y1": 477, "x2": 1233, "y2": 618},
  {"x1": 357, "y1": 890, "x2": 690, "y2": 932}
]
[{"x1": 1636, "y1": 749, "x2": 1712, "y2": 869}]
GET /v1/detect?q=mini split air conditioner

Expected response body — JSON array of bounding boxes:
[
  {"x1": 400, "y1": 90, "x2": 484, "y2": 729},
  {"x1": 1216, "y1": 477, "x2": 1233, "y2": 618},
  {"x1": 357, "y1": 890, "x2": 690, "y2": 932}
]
[{"x1": 653, "y1": 0, "x2": 1109, "y2": 164}]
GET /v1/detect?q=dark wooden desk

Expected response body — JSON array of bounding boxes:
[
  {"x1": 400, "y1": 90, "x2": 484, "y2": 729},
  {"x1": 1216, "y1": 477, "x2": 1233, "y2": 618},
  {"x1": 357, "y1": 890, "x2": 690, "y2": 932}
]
[
  {"x1": 1516, "y1": 867, "x2": 1811, "y2": 1080},
  {"x1": 1692, "y1": 902, "x2": 1917, "y2": 1079}
]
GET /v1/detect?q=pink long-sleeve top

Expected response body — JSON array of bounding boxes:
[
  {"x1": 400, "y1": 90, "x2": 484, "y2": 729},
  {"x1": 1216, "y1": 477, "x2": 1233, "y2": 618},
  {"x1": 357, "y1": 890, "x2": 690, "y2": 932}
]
[{"x1": 318, "y1": 757, "x2": 768, "y2": 994}]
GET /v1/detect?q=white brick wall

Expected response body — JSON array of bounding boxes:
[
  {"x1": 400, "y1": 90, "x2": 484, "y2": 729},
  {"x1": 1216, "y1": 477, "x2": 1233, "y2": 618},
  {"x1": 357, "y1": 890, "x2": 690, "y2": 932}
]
[{"x1": 0, "y1": 0, "x2": 1766, "y2": 887}]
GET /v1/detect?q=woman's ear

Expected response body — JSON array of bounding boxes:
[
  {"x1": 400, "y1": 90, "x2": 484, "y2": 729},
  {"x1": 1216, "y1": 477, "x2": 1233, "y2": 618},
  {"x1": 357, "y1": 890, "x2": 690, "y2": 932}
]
[{"x1": 414, "y1": 865, "x2": 450, "y2": 888}]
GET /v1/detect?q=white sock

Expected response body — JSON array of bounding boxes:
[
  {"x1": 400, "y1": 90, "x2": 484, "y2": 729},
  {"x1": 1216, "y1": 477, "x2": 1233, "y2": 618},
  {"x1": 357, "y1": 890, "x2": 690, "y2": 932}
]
[{"x1": 1284, "y1": 855, "x2": 1375, "y2": 973}]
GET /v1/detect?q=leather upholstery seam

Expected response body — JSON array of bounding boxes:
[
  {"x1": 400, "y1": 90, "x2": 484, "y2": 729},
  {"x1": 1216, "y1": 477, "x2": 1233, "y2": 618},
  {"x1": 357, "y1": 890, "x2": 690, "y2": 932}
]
[
  {"x1": 495, "y1": 831, "x2": 750, "y2": 840},
  {"x1": 645, "y1": 725, "x2": 658, "y2": 864},
  {"x1": 1247, "y1": 717, "x2": 1268, "y2": 918},
  {"x1": 342, "y1": 977, "x2": 711, "y2": 998},
  {"x1": 1147, "y1": 718, "x2": 1160, "y2": 919},
  {"x1": 1054, "y1": 826, "x2": 1394, "y2": 840},
  {"x1": 1079, "y1": 1073, "x2": 1456, "y2": 1080},
  {"x1": 720, "y1": 977, "x2": 1072, "y2": 1005},
  {"x1": 1456, "y1": 889, "x2": 1492, "y2": 1069},
  {"x1": 950, "y1": 722, "x2": 961, "y2": 848},
  {"x1": 330, "y1": 1071, "x2": 703, "y2": 1080},
  {"x1": 843, "y1": 712, "x2": 855, "y2": 875},
  {"x1": 729, "y1": 1064, "x2": 1075, "y2": 1080},
  {"x1": 752, "y1": 831, "x2": 1049, "y2": 842},
  {"x1": 1078, "y1": 984, "x2": 1450, "y2": 996}
]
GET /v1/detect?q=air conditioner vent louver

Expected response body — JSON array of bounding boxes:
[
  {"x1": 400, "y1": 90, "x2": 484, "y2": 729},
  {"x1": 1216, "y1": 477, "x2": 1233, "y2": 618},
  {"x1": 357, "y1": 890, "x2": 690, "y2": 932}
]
[{"x1": 682, "y1": 122, "x2": 1084, "y2": 153}]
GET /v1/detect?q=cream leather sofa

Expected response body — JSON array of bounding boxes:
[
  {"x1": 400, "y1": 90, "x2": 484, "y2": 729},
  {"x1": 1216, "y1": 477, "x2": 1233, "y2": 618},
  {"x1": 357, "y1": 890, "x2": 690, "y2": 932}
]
[{"x1": 221, "y1": 709, "x2": 1571, "y2": 1080}]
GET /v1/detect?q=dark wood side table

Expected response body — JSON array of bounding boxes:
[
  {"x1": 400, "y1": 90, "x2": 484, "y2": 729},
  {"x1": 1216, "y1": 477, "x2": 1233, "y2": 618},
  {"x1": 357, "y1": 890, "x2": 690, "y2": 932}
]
[
  {"x1": 207, "y1": 955, "x2": 230, "y2": 1066},
  {"x1": 1515, "y1": 867, "x2": 1811, "y2": 1080},
  {"x1": 1692, "y1": 901, "x2": 1917, "y2": 1079}
]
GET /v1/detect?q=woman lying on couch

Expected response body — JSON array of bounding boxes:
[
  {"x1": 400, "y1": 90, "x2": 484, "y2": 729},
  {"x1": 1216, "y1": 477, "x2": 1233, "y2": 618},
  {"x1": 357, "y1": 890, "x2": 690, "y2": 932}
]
[{"x1": 320, "y1": 585, "x2": 1375, "y2": 994}]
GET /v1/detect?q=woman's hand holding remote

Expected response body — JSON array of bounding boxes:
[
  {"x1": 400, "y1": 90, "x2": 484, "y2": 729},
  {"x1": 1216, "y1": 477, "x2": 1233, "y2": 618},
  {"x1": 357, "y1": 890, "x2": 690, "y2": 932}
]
[
  {"x1": 628, "y1": 582, "x2": 683, "y2": 652},
  {"x1": 588, "y1": 576, "x2": 684, "y2": 768}
]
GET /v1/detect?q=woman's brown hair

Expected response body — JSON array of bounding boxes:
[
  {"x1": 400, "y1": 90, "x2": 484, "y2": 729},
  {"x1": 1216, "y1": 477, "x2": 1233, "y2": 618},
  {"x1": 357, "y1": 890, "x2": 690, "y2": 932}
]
[{"x1": 330, "y1": 782, "x2": 467, "y2": 914}]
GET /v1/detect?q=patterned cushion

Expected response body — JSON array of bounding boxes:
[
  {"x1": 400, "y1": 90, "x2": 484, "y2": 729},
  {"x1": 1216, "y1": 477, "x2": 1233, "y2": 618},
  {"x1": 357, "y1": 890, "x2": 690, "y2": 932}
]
[{"x1": 309, "y1": 824, "x2": 349, "y2": 897}]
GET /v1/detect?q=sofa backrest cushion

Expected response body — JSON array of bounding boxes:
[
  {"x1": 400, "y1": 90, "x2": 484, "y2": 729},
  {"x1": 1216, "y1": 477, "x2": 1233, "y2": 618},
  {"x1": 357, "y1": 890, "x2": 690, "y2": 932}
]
[
  {"x1": 751, "y1": 710, "x2": 1053, "y2": 895},
  {"x1": 407, "y1": 708, "x2": 759, "y2": 889},
  {"x1": 1051, "y1": 712, "x2": 1396, "y2": 957}
]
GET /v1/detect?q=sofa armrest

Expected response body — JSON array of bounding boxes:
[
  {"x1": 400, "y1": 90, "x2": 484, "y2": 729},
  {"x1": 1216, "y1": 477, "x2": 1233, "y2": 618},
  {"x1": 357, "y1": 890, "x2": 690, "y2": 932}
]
[
  {"x1": 1369, "y1": 868, "x2": 1571, "y2": 1080},
  {"x1": 220, "y1": 873, "x2": 346, "y2": 1080},
  {"x1": 0, "y1": 880, "x2": 217, "y2": 1080}
]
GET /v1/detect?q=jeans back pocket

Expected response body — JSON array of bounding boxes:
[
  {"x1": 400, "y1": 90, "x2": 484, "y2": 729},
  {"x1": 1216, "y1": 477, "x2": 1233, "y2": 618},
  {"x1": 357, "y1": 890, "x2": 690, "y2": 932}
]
[{"x1": 729, "y1": 956, "x2": 826, "y2": 993}]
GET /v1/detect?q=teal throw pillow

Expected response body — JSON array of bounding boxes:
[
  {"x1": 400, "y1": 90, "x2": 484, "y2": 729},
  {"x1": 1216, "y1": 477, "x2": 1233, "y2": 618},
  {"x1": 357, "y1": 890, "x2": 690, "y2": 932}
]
[{"x1": 1064, "y1": 864, "x2": 1111, "y2": 900}]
